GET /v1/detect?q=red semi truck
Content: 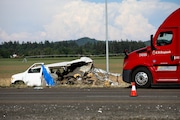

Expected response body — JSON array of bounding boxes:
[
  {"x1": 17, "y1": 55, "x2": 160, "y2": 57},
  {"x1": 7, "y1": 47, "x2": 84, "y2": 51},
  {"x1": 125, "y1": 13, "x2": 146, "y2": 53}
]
[{"x1": 122, "y1": 8, "x2": 180, "y2": 88}]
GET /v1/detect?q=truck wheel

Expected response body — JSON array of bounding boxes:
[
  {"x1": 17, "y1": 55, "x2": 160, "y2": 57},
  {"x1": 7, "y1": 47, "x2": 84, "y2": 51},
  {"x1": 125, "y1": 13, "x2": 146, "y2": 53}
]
[{"x1": 132, "y1": 67, "x2": 152, "y2": 88}]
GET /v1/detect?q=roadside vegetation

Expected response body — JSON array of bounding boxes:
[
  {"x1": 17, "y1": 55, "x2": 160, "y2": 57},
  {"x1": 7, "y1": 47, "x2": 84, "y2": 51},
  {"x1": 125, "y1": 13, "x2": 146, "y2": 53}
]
[{"x1": 0, "y1": 37, "x2": 146, "y2": 58}]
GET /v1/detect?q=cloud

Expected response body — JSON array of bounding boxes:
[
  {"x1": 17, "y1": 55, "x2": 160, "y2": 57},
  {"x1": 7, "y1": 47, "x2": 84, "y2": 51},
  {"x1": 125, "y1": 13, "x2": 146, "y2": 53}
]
[
  {"x1": 44, "y1": 1, "x2": 105, "y2": 40},
  {"x1": 0, "y1": 0, "x2": 179, "y2": 42},
  {"x1": 0, "y1": 28, "x2": 46, "y2": 43}
]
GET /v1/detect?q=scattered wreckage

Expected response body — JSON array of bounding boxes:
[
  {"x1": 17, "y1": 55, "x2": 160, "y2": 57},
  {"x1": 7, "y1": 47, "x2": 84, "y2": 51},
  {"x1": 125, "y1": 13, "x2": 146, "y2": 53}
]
[{"x1": 11, "y1": 57, "x2": 123, "y2": 87}]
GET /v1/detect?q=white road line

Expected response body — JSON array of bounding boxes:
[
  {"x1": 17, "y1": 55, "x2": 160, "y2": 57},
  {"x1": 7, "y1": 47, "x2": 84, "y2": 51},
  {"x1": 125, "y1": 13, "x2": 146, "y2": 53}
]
[{"x1": 86, "y1": 95, "x2": 179, "y2": 98}]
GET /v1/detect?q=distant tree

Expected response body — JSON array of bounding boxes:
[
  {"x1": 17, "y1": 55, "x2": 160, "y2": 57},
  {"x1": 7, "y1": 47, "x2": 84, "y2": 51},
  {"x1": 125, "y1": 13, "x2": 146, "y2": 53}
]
[{"x1": 0, "y1": 38, "x2": 146, "y2": 58}]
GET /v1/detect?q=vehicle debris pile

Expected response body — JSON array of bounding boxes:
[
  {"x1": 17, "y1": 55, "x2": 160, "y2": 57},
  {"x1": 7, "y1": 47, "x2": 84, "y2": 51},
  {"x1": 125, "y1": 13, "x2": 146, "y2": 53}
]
[
  {"x1": 54, "y1": 67, "x2": 122, "y2": 87},
  {"x1": 11, "y1": 57, "x2": 128, "y2": 87},
  {"x1": 47, "y1": 57, "x2": 126, "y2": 87}
]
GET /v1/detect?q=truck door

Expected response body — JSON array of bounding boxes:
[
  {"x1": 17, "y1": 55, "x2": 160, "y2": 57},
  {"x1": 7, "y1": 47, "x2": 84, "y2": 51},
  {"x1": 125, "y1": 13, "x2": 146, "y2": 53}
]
[
  {"x1": 24, "y1": 64, "x2": 43, "y2": 86},
  {"x1": 152, "y1": 28, "x2": 179, "y2": 83}
]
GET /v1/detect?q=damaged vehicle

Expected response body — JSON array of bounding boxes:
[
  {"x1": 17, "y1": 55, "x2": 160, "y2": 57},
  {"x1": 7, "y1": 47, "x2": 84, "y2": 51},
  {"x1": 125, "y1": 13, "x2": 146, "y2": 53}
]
[{"x1": 11, "y1": 57, "x2": 93, "y2": 86}]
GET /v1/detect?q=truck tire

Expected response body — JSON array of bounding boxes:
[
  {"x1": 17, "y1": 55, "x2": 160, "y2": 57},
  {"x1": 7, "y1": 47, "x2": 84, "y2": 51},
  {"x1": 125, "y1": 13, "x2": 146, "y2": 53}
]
[{"x1": 132, "y1": 67, "x2": 152, "y2": 88}]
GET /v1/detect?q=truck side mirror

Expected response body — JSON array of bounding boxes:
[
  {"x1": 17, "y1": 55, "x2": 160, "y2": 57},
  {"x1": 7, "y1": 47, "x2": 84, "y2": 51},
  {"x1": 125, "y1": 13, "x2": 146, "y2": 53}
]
[
  {"x1": 123, "y1": 49, "x2": 129, "y2": 59},
  {"x1": 150, "y1": 34, "x2": 156, "y2": 50}
]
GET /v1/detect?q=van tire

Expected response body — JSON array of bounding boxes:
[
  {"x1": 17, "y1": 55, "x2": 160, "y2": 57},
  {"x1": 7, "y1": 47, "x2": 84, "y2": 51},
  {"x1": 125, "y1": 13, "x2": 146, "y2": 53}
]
[
  {"x1": 14, "y1": 81, "x2": 25, "y2": 85},
  {"x1": 132, "y1": 67, "x2": 152, "y2": 88},
  {"x1": 11, "y1": 81, "x2": 26, "y2": 88}
]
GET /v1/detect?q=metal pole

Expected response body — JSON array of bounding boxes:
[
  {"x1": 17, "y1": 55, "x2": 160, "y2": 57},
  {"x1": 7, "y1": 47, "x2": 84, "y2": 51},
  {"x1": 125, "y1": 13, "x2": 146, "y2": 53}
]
[{"x1": 105, "y1": 0, "x2": 109, "y2": 74}]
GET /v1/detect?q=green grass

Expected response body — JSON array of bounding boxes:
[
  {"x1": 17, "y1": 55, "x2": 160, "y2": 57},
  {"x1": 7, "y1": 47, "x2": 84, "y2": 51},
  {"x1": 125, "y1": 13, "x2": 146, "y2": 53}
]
[
  {"x1": 0, "y1": 56, "x2": 124, "y2": 78},
  {"x1": 92, "y1": 56, "x2": 124, "y2": 73}
]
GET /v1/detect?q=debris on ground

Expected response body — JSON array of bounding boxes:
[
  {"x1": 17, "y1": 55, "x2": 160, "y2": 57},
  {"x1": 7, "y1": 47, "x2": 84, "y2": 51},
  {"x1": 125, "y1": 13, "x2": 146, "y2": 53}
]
[{"x1": 47, "y1": 57, "x2": 129, "y2": 88}]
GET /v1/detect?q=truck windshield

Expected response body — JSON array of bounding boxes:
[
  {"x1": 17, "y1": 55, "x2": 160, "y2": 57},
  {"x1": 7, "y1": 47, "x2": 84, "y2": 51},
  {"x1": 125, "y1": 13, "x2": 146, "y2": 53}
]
[{"x1": 157, "y1": 31, "x2": 173, "y2": 46}]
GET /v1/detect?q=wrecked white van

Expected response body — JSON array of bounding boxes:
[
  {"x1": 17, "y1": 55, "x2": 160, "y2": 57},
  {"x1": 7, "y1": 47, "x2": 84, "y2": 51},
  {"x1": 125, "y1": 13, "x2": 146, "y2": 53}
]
[
  {"x1": 11, "y1": 63, "x2": 44, "y2": 86},
  {"x1": 11, "y1": 57, "x2": 93, "y2": 86}
]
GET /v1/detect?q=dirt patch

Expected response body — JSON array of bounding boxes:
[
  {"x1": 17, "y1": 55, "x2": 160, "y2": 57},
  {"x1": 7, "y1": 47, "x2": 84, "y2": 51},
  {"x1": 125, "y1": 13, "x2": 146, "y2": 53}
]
[
  {"x1": 0, "y1": 78, "x2": 11, "y2": 87},
  {"x1": 0, "y1": 75, "x2": 130, "y2": 88}
]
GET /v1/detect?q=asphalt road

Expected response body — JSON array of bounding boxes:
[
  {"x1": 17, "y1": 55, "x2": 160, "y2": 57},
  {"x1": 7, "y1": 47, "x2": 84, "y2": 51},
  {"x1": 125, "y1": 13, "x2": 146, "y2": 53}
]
[{"x1": 0, "y1": 87, "x2": 180, "y2": 120}]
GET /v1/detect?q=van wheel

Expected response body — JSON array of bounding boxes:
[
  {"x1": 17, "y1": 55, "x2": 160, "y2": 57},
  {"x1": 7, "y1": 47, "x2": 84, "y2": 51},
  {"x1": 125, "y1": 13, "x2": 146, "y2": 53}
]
[
  {"x1": 11, "y1": 81, "x2": 26, "y2": 88},
  {"x1": 14, "y1": 81, "x2": 25, "y2": 85},
  {"x1": 132, "y1": 67, "x2": 152, "y2": 88}
]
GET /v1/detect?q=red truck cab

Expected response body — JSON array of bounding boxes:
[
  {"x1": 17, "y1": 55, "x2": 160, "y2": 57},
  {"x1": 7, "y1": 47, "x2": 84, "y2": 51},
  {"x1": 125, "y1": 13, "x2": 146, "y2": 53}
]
[{"x1": 122, "y1": 8, "x2": 180, "y2": 88}]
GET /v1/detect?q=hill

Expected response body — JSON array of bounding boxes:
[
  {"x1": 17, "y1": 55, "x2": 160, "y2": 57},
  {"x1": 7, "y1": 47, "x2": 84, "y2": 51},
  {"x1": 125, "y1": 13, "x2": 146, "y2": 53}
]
[
  {"x1": 74, "y1": 37, "x2": 98, "y2": 46},
  {"x1": 144, "y1": 40, "x2": 150, "y2": 46}
]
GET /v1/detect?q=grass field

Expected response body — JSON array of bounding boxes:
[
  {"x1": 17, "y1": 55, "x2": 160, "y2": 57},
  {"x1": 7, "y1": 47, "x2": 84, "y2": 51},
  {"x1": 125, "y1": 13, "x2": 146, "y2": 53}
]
[{"x1": 0, "y1": 56, "x2": 124, "y2": 86}]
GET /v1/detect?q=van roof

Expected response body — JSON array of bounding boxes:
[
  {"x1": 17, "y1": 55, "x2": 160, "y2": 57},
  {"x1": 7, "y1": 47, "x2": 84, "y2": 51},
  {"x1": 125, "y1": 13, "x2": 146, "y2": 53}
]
[
  {"x1": 159, "y1": 8, "x2": 180, "y2": 28},
  {"x1": 45, "y1": 57, "x2": 93, "y2": 68}
]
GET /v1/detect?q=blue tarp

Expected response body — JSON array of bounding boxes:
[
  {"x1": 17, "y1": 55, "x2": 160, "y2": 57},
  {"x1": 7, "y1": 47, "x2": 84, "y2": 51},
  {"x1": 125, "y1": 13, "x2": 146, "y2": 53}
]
[{"x1": 42, "y1": 65, "x2": 55, "y2": 86}]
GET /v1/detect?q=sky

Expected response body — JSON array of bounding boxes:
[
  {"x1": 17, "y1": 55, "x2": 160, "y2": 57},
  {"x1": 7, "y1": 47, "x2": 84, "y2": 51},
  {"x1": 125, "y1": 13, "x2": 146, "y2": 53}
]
[{"x1": 0, "y1": 0, "x2": 179, "y2": 43}]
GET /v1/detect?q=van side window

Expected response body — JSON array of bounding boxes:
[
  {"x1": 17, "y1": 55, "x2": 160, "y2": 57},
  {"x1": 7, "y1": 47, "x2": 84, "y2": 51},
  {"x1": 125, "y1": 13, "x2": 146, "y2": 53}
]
[
  {"x1": 156, "y1": 31, "x2": 173, "y2": 46},
  {"x1": 28, "y1": 68, "x2": 41, "y2": 73}
]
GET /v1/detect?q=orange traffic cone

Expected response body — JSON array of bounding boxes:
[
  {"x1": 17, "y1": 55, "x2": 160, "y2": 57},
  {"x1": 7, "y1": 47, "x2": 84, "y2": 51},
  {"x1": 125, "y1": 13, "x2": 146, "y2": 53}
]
[{"x1": 130, "y1": 82, "x2": 137, "y2": 97}]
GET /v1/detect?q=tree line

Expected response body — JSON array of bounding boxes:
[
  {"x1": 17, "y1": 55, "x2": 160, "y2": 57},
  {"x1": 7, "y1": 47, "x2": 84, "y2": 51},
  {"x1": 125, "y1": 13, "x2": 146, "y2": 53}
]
[{"x1": 0, "y1": 37, "x2": 146, "y2": 58}]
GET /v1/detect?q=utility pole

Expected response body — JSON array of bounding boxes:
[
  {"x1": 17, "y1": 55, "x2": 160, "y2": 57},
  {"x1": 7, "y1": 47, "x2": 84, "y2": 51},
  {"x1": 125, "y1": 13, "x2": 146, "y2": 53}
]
[{"x1": 105, "y1": 0, "x2": 109, "y2": 74}]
